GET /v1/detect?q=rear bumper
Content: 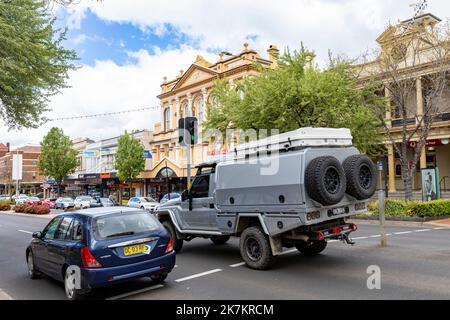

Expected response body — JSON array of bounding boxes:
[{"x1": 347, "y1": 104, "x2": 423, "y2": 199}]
[{"x1": 81, "y1": 251, "x2": 175, "y2": 289}]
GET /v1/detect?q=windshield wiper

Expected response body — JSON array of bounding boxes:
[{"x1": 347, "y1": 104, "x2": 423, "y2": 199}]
[{"x1": 106, "y1": 231, "x2": 135, "y2": 238}]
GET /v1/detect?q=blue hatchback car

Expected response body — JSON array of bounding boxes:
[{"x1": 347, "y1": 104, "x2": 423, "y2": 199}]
[{"x1": 26, "y1": 207, "x2": 176, "y2": 300}]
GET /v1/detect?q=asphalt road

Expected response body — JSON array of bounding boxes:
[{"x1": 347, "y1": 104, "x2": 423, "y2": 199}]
[{"x1": 1, "y1": 212, "x2": 450, "y2": 300}]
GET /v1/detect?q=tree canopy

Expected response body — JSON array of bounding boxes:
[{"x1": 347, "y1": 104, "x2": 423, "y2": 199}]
[
  {"x1": 115, "y1": 132, "x2": 145, "y2": 183},
  {"x1": 205, "y1": 48, "x2": 385, "y2": 156},
  {"x1": 38, "y1": 127, "x2": 78, "y2": 187},
  {"x1": 0, "y1": 0, "x2": 77, "y2": 129}
]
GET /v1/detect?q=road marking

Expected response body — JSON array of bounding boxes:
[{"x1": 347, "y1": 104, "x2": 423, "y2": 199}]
[
  {"x1": 230, "y1": 262, "x2": 246, "y2": 268},
  {"x1": 106, "y1": 284, "x2": 164, "y2": 300},
  {"x1": 413, "y1": 229, "x2": 431, "y2": 232},
  {"x1": 433, "y1": 227, "x2": 446, "y2": 230},
  {"x1": 17, "y1": 229, "x2": 33, "y2": 234},
  {"x1": 370, "y1": 235, "x2": 381, "y2": 238},
  {"x1": 394, "y1": 231, "x2": 412, "y2": 235},
  {"x1": 175, "y1": 269, "x2": 222, "y2": 283},
  {"x1": 352, "y1": 236, "x2": 369, "y2": 240},
  {"x1": 0, "y1": 289, "x2": 13, "y2": 300}
]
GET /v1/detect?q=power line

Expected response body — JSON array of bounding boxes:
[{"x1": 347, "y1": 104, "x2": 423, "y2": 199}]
[{"x1": 48, "y1": 106, "x2": 160, "y2": 121}]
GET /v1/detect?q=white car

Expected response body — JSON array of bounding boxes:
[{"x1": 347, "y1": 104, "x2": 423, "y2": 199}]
[
  {"x1": 14, "y1": 195, "x2": 29, "y2": 204},
  {"x1": 74, "y1": 196, "x2": 93, "y2": 209},
  {"x1": 55, "y1": 197, "x2": 75, "y2": 209},
  {"x1": 127, "y1": 197, "x2": 159, "y2": 212}
]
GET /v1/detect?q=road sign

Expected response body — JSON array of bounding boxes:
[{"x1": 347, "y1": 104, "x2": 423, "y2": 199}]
[
  {"x1": 12, "y1": 154, "x2": 23, "y2": 180},
  {"x1": 377, "y1": 160, "x2": 383, "y2": 171},
  {"x1": 144, "y1": 150, "x2": 152, "y2": 159}
]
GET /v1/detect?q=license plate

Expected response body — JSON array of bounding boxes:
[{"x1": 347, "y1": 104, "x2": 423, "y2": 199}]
[
  {"x1": 332, "y1": 207, "x2": 345, "y2": 215},
  {"x1": 123, "y1": 244, "x2": 148, "y2": 256}
]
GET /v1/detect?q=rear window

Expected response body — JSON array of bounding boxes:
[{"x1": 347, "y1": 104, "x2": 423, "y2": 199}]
[{"x1": 92, "y1": 211, "x2": 160, "y2": 240}]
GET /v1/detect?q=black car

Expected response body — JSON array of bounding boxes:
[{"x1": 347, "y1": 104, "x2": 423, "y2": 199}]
[{"x1": 26, "y1": 207, "x2": 175, "y2": 300}]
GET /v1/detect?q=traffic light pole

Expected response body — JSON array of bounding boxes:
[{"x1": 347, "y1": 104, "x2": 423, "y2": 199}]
[{"x1": 186, "y1": 108, "x2": 191, "y2": 190}]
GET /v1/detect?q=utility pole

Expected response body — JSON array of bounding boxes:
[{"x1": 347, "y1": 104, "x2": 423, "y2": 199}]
[{"x1": 186, "y1": 109, "x2": 191, "y2": 190}]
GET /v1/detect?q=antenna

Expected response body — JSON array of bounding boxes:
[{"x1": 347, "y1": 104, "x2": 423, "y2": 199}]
[{"x1": 409, "y1": 0, "x2": 428, "y2": 23}]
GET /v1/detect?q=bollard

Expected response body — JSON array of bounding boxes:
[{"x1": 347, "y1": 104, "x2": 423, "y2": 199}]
[{"x1": 378, "y1": 190, "x2": 387, "y2": 246}]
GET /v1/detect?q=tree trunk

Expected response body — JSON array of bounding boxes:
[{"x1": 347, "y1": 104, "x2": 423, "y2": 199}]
[{"x1": 402, "y1": 164, "x2": 414, "y2": 201}]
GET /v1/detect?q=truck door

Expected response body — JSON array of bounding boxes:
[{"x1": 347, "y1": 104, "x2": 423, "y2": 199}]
[{"x1": 181, "y1": 174, "x2": 218, "y2": 230}]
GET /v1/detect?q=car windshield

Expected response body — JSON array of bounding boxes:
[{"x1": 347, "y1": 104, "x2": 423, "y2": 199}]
[
  {"x1": 92, "y1": 211, "x2": 160, "y2": 239},
  {"x1": 100, "y1": 198, "x2": 112, "y2": 203},
  {"x1": 29, "y1": 197, "x2": 39, "y2": 201},
  {"x1": 141, "y1": 197, "x2": 155, "y2": 203},
  {"x1": 63, "y1": 198, "x2": 73, "y2": 202},
  {"x1": 81, "y1": 196, "x2": 92, "y2": 201}
]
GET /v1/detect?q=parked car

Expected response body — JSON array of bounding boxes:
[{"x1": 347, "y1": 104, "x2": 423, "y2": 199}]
[
  {"x1": 26, "y1": 197, "x2": 41, "y2": 205},
  {"x1": 127, "y1": 197, "x2": 159, "y2": 212},
  {"x1": 74, "y1": 196, "x2": 93, "y2": 209},
  {"x1": 15, "y1": 195, "x2": 29, "y2": 205},
  {"x1": 36, "y1": 192, "x2": 44, "y2": 199},
  {"x1": 41, "y1": 199, "x2": 56, "y2": 209},
  {"x1": 0, "y1": 194, "x2": 11, "y2": 201},
  {"x1": 99, "y1": 198, "x2": 115, "y2": 207},
  {"x1": 159, "y1": 193, "x2": 181, "y2": 204},
  {"x1": 26, "y1": 207, "x2": 175, "y2": 300},
  {"x1": 55, "y1": 198, "x2": 75, "y2": 210}
]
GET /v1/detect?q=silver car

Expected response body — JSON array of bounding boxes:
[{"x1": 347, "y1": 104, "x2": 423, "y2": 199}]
[
  {"x1": 55, "y1": 197, "x2": 75, "y2": 209},
  {"x1": 127, "y1": 197, "x2": 159, "y2": 212}
]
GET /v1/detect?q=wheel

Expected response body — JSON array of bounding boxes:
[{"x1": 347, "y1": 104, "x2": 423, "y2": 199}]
[
  {"x1": 150, "y1": 273, "x2": 168, "y2": 284},
  {"x1": 162, "y1": 221, "x2": 183, "y2": 253},
  {"x1": 239, "y1": 226, "x2": 276, "y2": 270},
  {"x1": 305, "y1": 156, "x2": 346, "y2": 206},
  {"x1": 64, "y1": 268, "x2": 85, "y2": 300},
  {"x1": 295, "y1": 240, "x2": 327, "y2": 256},
  {"x1": 27, "y1": 251, "x2": 41, "y2": 279},
  {"x1": 343, "y1": 155, "x2": 377, "y2": 200},
  {"x1": 140, "y1": 206, "x2": 145, "y2": 210},
  {"x1": 211, "y1": 235, "x2": 230, "y2": 245}
]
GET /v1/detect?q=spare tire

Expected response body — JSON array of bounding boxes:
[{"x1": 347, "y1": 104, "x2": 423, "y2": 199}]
[
  {"x1": 305, "y1": 156, "x2": 346, "y2": 206},
  {"x1": 343, "y1": 154, "x2": 377, "y2": 200}
]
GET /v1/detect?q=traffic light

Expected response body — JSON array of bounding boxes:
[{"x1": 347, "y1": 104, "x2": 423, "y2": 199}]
[{"x1": 178, "y1": 117, "x2": 198, "y2": 146}]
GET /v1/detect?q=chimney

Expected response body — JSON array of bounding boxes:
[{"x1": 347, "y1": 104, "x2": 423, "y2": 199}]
[{"x1": 267, "y1": 44, "x2": 279, "y2": 69}]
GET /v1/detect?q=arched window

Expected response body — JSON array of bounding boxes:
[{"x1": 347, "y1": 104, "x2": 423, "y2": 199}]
[
  {"x1": 163, "y1": 107, "x2": 170, "y2": 131},
  {"x1": 180, "y1": 101, "x2": 188, "y2": 118},
  {"x1": 194, "y1": 96, "x2": 204, "y2": 124}
]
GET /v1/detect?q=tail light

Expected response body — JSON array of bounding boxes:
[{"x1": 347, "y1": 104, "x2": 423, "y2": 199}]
[
  {"x1": 315, "y1": 231, "x2": 324, "y2": 241},
  {"x1": 81, "y1": 246, "x2": 102, "y2": 268},
  {"x1": 350, "y1": 223, "x2": 358, "y2": 231},
  {"x1": 332, "y1": 227, "x2": 343, "y2": 235},
  {"x1": 164, "y1": 237, "x2": 174, "y2": 254}
]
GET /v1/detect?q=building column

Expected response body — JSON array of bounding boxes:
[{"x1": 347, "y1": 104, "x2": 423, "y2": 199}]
[
  {"x1": 387, "y1": 144, "x2": 396, "y2": 192},
  {"x1": 384, "y1": 87, "x2": 392, "y2": 127},
  {"x1": 416, "y1": 77, "x2": 427, "y2": 170}
]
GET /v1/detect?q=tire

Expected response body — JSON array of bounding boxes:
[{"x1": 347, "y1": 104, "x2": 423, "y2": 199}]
[
  {"x1": 162, "y1": 221, "x2": 183, "y2": 253},
  {"x1": 27, "y1": 251, "x2": 41, "y2": 280},
  {"x1": 64, "y1": 268, "x2": 85, "y2": 300},
  {"x1": 150, "y1": 273, "x2": 168, "y2": 284},
  {"x1": 239, "y1": 226, "x2": 276, "y2": 270},
  {"x1": 211, "y1": 235, "x2": 230, "y2": 245},
  {"x1": 343, "y1": 155, "x2": 377, "y2": 200},
  {"x1": 305, "y1": 156, "x2": 346, "y2": 206},
  {"x1": 295, "y1": 240, "x2": 327, "y2": 256}
]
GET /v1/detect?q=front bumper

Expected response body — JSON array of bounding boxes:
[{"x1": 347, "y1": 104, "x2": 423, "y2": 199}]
[{"x1": 81, "y1": 251, "x2": 175, "y2": 289}]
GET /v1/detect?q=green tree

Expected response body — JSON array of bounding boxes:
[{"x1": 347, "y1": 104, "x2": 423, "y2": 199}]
[
  {"x1": 38, "y1": 127, "x2": 78, "y2": 196},
  {"x1": 115, "y1": 132, "x2": 145, "y2": 203},
  {"x1": 205, "y1": 47, "x2": 385, "y2": 156},
  {"x1": 0, "y1": 0, "x2": 77, "y2": 129}
]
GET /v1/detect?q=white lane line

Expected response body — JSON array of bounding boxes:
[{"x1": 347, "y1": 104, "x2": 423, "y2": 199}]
[
  {"x1": 17, "y1": 229, "x2": 33, "y2": 234},
  {"x1": 106, "y1": 284, "x2": 164, "y2": 300},
  {"x1": 394, "y1": 231, "x2": 412, "y2": 235},
  {"x1": 175, "y1": 269, "x2": 222, "y2": 283},
  {"x1": 413, "y1": 229, "x2": 432, "y2": 232},
  {"x1": 352, "y1": 236, "x2": 369, "y2": 240},
  {"x1": 230, "y1": 262, "x2": 246, "y2": 268},
  {"x1": 369, "y1": 235, "x2": 381, "y2": 238},
  {"x1": 433, "y1": 227, "x2": 447, "y2": 230},
  {"x1": 174, "y1": 265, "x2": 178, "y2": 268},
  {"x1": 0, "y1": 289, "x2": 13, "y2": 300},
  {"x1": 279, "y1": 248, "x2": 297, "y2": 256}
]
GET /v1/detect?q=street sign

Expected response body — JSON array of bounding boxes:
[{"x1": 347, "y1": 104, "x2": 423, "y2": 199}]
[
  {"x1": 12, "y1": 154, "x2": 23, "y2": 180},
  {"x1": 144, "y1": 150, "x2": 152, "y2": 159},
  {"x1": 377, "y1": 160, "x2": 383, "y2": 171},
  {"x1": 421, "y1": 168, "x2": 440, "y2": 201}
]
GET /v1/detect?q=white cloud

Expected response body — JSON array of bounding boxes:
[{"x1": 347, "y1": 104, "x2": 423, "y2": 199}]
[
  {"x1": 60, "y1": 0, "x2": 450, "y2": 64},
  {"x1": 0, "y1": 46, "x2": 216, "y2": 146}
]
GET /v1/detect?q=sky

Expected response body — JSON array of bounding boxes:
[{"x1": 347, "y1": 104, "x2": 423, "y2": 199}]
[{"x1": 1, "y1": 0, "x2": 449, "y2": 147}]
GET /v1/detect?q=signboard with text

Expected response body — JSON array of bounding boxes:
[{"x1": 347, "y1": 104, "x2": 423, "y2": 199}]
[{"x1": 12, "y1": 154, "x2": 23, "y2": 180}]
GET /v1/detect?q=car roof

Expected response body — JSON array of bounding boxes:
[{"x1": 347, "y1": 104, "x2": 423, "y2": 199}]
[{"x1": 60, "y1": 206, "x2": 140, "y2": 218}]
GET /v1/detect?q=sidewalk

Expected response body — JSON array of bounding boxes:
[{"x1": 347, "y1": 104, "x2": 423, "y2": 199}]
[
  {"x1": 349, "y1": 218, "x2": 450, "y2": 228},
  {"x1": 0, "y1": 210, "x2": 59, "y2": 219}
]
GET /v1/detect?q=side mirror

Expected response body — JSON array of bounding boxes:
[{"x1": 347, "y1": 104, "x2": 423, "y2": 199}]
[{"x1": 32, "y1": 231, "x2": 42, "y2": 239}]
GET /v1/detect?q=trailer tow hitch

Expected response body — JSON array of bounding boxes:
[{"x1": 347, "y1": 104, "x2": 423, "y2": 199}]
[{"x1": 341, "y1": 233, "x2": 355, "y2": 245}]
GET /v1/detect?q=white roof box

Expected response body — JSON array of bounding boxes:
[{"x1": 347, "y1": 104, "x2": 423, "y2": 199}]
[{"x1": 229, "y1": 127, "x2": 352, "y2": 159}]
